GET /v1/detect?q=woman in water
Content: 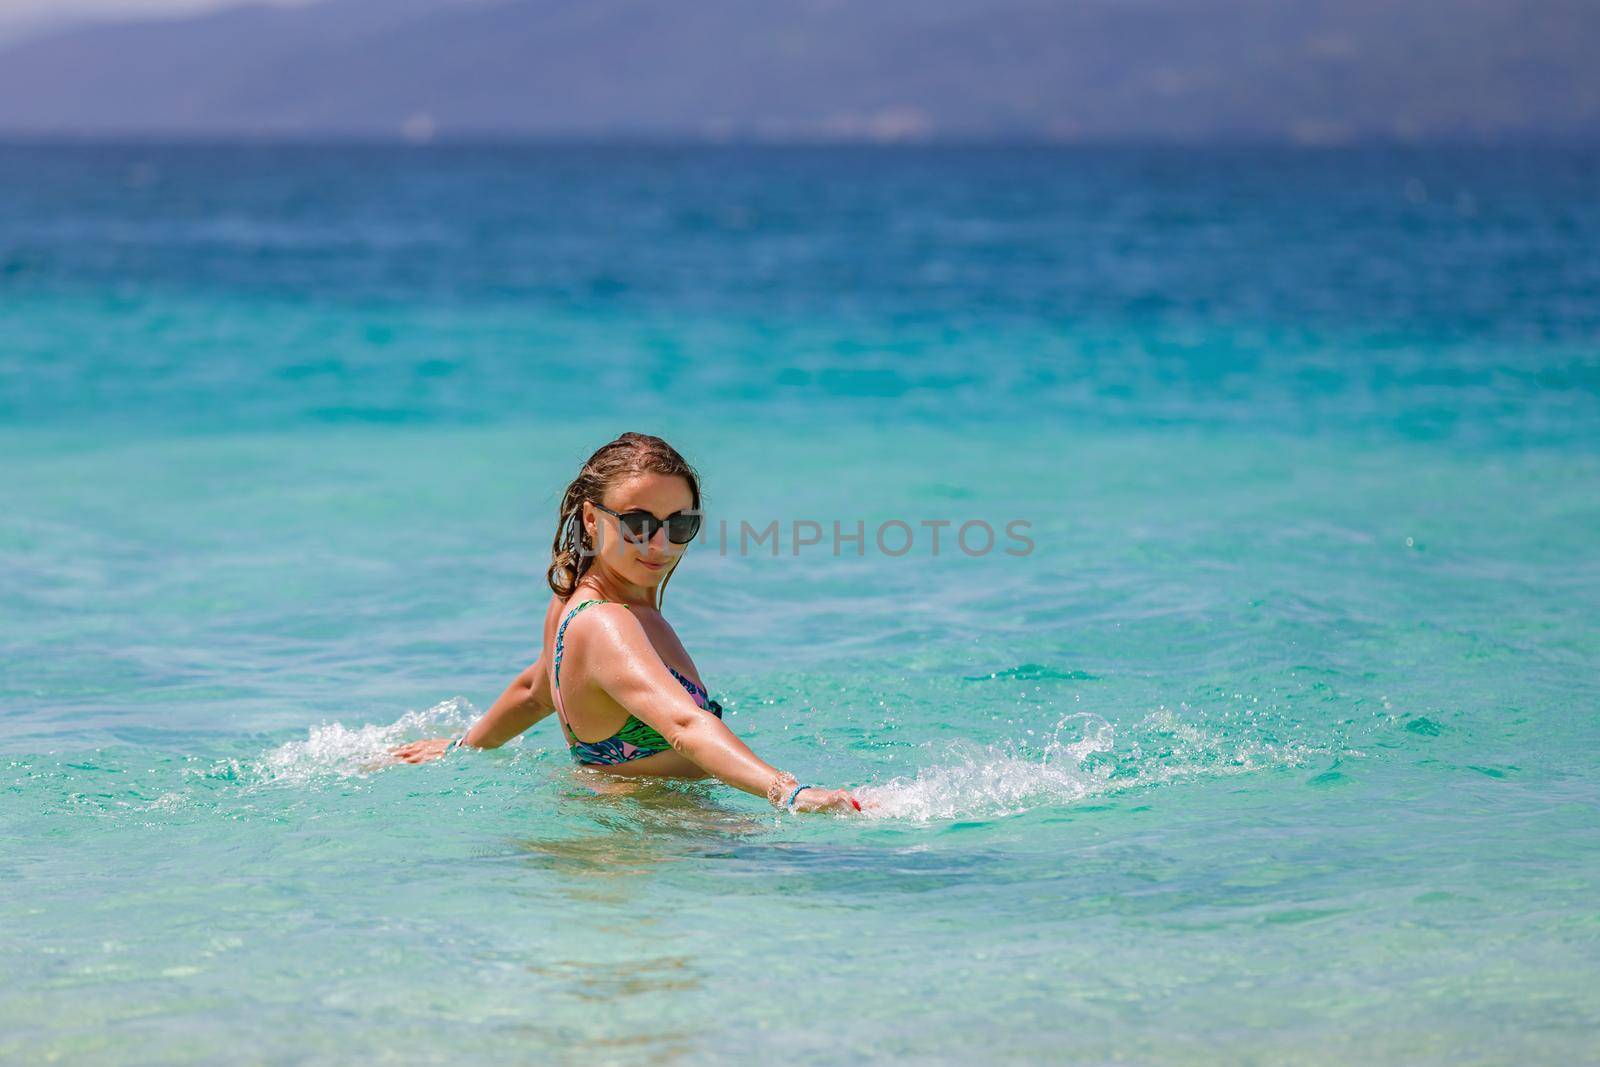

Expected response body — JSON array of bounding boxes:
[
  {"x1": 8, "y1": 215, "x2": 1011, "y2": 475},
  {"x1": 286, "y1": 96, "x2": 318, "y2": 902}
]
[{"x1": 389, "y1": 432, "x2": 862, "y2": 814}]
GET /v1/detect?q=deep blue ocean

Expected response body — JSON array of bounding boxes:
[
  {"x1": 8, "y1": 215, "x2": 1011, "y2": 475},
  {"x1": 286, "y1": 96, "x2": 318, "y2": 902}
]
[{"x1": 2, "y1": 143, "x2": 1597, "y2": 1064}]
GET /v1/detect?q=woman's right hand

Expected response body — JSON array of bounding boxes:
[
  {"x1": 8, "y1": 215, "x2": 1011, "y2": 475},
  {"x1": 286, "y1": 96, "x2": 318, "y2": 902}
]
[
  {"x1": 790, "y1": 787, "x2": 867, "y2": 814},
  {"x1": 389, "y1": 738, "x2": 455, "y2": 764}
]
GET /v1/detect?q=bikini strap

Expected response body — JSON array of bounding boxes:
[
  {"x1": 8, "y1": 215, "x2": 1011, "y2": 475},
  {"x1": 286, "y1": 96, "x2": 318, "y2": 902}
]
[{"x1": 552, "y1": 597, "x2": 605, "y2": 722}]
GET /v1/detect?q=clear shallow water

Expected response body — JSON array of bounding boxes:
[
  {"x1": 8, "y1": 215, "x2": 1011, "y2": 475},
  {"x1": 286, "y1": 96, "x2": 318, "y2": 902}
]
[{"x1": 1, "y1": 144, "x2": 1598, "y2": 1063}]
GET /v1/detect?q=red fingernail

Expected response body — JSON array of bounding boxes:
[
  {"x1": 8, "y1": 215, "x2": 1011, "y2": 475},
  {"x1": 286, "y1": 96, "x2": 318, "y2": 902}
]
[{"x1": 850, "y1": 798, "x2": 862, "y2": 811}]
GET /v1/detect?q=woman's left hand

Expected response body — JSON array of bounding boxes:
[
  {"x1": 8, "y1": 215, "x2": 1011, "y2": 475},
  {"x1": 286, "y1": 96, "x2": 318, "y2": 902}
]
[{"x1": 388, "y1": 738, "x2": 455, "y2": 764}]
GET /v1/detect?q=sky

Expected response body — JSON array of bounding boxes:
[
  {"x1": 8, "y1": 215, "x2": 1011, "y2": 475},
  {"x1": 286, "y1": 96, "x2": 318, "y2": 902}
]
[
  {"x1": 0, "y1": 0, "x2": 308, "y2": 42},
  {"x1": 3, "y1": 0, "x2": 263, "y2": 16}
]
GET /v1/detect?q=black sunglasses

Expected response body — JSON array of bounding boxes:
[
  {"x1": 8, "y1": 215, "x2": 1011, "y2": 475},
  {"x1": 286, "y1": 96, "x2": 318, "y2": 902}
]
[{"x1": 591, "y1": 501, "x2": 703, "y2": 546}]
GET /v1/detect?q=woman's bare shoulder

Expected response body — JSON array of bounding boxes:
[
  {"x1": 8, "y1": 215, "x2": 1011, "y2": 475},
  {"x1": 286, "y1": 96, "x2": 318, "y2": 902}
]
[
  {"x1": 561, "y1": 600, "x2": 651, "y2": 656},
  {"x1": 568, "y1": 599, "x2": 641, "y2": 631}
]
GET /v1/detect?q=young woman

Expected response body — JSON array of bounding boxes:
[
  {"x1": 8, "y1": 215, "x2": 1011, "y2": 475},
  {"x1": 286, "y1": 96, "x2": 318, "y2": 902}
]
[{"x1": 389, "y1": 432, "x2": 862, "y2": 815}]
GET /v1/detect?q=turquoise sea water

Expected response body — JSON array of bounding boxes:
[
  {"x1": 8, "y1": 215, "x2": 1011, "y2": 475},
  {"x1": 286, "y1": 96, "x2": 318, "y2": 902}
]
[{"x1": 2, "y1": 144, "x2": 1598, "y2": 1063}]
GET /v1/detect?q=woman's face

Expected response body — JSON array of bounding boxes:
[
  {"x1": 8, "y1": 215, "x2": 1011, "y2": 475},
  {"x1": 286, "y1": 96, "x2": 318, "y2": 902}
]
[{"x1": 584, "y1": 472, "x2": 696, "y2": 587}]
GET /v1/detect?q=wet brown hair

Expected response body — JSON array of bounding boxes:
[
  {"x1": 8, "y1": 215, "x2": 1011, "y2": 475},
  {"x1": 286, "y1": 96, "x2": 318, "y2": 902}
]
[{"x1": 547, "y1": 432, "x2": 702, "y2": 608}]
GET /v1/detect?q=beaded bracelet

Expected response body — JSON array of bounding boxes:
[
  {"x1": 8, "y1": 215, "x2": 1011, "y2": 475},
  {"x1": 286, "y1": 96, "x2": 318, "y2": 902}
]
[
  {"x1": 445, "y1": 732, "x2": 469, "y2": 754},
  {"x1": 784, "y1": 784, "x2": 815, "y2": 809}
]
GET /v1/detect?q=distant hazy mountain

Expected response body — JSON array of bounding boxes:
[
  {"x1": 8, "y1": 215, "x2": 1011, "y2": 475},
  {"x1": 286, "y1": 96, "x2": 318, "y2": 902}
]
[{"x1": 0, "y1": 0, "x2": 1596, "y2": 142}]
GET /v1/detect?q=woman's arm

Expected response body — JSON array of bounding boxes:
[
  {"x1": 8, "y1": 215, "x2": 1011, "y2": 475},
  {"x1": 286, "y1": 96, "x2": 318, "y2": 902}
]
[
  {"x1": 389, "y1": 652, "x2": 554, "y2": 763},
  {"x1": 577, "y1": 604, "x2": 858, "y2": 812},
  {"x1": 463, "y1": 653, "x2": 555, "y2": 748}
]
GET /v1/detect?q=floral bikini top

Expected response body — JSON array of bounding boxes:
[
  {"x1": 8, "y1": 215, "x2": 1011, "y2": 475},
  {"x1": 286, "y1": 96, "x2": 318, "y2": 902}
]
[{"x1": 551, "y1": 598, "x2": 724, "y2": 766}]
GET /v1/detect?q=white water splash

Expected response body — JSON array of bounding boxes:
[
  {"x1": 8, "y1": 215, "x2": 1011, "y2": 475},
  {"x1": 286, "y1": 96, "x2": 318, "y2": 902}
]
[
  {"x1": 245, "y1": 697, "x2": 478, "y2": 786},
  {"x1": 232, "y1": 700, "x2": 1317, "y2": 820},
  {"x1": 855, "y1": 708, "x2": 1316, "y2": 821}
]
